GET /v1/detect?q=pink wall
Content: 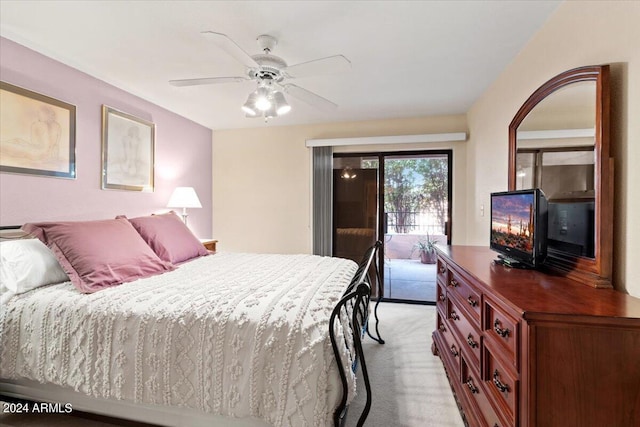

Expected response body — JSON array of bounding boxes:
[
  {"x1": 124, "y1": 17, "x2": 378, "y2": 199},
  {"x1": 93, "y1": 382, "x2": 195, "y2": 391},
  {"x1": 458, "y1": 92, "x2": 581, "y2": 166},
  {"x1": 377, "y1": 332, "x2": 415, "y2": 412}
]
[{"x1": 0, "y1": 37, "x2": 212, "y2": 238}]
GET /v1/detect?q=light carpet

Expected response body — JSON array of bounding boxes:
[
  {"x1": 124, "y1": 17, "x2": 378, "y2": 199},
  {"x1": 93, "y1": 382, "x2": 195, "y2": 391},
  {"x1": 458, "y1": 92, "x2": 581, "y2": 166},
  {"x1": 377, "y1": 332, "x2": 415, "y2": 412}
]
[
  {"x1": 0, "y1": 303, "x2": 463, "y2": 427},
  {"x1": 345, "y1": 302, "x2": 464, "y2": 427}
]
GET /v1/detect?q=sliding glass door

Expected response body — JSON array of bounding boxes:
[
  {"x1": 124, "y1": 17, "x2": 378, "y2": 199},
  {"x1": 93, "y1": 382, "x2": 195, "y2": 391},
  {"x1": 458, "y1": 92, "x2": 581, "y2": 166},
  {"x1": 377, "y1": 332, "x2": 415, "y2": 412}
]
[{"x1": 333, "y1": 151, "x2": 451, "y2": 304}]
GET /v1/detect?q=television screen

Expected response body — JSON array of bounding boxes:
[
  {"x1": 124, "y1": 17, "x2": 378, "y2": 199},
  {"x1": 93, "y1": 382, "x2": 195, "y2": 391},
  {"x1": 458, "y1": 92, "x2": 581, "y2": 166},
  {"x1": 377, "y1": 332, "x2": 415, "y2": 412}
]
[{"x1": 490, "y1": 189, "x2": 547, "y2": 268}]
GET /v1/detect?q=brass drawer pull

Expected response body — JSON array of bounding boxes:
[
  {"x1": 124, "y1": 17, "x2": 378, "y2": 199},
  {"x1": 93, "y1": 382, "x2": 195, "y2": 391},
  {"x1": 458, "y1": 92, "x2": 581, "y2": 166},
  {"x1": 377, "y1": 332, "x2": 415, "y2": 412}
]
[
  {"x1": 467, "y1": 296, "x2": 478, "y2": 307},
  {"x1": 450, "y1": 345, "x2": 458, "y2": 357},
  {"x1": 466, "y1": 333, "x2": 478, "y2": 348},
  {"x1": 466, "y1": 378, "x2": 479, "y2": 394},
  {"x1": 493, "y1": 370, "x2": 510, "y2": 393},
  {"x1": 439, "y1": 324, "x2": 446, "y2": 333},
  {"x1": 449, "y1": 279, "x2": 459, "y2": 287},
  {"x1": 450, "y1": 310, "x2": 459, "y2": 321},
  {"x1": 493, "y1": 319, "x2": 510, "y2": 338},
  {"x1": 439, "y1": 265, "x2": 446, "y2": 274},
  {"x1": 439, "y1": 294, "x2": 445, "y2": 302}
]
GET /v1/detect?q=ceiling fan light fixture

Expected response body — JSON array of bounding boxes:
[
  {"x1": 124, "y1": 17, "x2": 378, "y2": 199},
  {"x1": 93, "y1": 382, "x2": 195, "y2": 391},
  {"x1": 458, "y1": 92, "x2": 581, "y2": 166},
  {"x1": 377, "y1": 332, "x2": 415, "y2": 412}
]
[
  {"x1": 265, "y1": 103, "x2": 278, "y2": 119},
  {"x1": 273, "y1": 91, "x2": 291, "y2": 115},
  {"x1": 170, "y1": 32, "x2": 347, "y2": 120},
  {"x1": 242, "y1": 105, "x2": 257, "y2": 116},
  {"x1": 255, "y1": 98, "x2": 271, "y2": 111},
  {"x1": 254, "y1": 86, "x2": 272, "y2": 111},
  {"x1": 241, "y1": 93, "x2": 258, "y2": 116},
  {"x1": 341, "y1": 167, "x2": 357, "y2": 179}
]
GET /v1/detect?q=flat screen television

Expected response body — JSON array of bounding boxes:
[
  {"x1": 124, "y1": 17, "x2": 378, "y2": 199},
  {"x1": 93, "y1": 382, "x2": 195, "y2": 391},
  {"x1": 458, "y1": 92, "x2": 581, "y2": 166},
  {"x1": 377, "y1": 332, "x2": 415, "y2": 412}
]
[{"x1": 490, "y1": 189, "x2": 548, "y2": 268}]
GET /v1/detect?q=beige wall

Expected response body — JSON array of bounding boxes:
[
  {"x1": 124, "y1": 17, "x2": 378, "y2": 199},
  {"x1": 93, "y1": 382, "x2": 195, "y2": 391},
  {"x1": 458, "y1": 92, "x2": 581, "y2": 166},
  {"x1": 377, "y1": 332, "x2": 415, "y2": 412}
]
[
  {"x1": 212, "y1": 115, "x2": 467, "y2": 254},
  {"x1": 466, "y1": 1, "x2": 640, "y2": 296}
]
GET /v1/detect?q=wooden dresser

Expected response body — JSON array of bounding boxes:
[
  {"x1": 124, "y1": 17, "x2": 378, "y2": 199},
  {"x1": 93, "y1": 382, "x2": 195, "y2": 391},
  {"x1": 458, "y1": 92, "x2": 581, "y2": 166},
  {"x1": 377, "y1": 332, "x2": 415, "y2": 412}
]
[{"x1": 432, "y1": 246, "x2": 640, "y2": 427}]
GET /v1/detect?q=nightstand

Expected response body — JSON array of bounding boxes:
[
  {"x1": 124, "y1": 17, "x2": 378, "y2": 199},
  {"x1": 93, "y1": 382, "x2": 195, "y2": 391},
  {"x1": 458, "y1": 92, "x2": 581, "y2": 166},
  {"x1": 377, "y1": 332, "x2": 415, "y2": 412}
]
[{"x1": 200, "y1": 239, "x2": 218, "y2": 252}]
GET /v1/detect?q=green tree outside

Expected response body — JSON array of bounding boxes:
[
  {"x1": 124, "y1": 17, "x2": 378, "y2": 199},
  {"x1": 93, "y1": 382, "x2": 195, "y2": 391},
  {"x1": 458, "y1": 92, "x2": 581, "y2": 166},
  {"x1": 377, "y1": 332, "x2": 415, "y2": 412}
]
[{"x1": 363, "y1": 157, "x2": 448, "y2": 233}]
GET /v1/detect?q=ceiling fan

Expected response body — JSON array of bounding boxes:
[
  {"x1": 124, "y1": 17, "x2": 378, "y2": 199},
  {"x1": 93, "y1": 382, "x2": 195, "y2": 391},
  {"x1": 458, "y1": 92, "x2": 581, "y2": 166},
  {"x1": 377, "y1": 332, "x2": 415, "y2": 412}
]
[{"x1": 169, "y1": 32, "x2": 351, "y2": 119}]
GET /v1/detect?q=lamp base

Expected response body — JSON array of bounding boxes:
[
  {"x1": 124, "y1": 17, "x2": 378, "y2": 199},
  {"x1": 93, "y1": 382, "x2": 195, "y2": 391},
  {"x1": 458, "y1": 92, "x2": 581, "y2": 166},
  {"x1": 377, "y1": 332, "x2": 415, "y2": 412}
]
[{"x1": 181, "y1": 207, "x2": 188, "y2": 226}]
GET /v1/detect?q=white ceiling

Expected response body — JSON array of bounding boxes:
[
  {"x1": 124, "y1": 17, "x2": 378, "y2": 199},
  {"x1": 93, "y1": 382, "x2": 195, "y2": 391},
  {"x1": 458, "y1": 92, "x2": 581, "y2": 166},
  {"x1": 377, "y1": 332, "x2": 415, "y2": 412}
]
[{"x1": 0, "y1": 1, "x2": 560, "y2": 131}]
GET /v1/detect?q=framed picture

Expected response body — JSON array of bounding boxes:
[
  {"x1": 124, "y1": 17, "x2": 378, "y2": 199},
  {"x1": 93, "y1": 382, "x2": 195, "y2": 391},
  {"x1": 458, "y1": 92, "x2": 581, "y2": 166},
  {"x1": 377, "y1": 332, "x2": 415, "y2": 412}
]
[
  {"x1": 0, "y1": 81, "x2": 76, "y2": 179},
  {"x1": 101, "y1": 105, "x2": 155, "y2": 192}
]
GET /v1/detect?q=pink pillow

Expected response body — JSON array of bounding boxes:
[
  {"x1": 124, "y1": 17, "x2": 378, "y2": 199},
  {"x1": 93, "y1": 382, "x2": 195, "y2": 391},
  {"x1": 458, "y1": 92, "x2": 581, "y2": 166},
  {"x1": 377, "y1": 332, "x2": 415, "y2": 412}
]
[
  {"x1": 122, "y1": 211, "x2": 208, "y2": 264},
  {"x1": 22, "y1": 218, "x2": 175, "y2": 293}
]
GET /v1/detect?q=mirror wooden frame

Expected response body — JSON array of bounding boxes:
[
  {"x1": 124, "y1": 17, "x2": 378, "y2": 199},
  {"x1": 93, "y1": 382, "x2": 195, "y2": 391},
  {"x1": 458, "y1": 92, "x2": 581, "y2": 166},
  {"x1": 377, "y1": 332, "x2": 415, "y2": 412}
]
[{"x1": 508, "y1": 65, "x2": 612, "y2": 288}]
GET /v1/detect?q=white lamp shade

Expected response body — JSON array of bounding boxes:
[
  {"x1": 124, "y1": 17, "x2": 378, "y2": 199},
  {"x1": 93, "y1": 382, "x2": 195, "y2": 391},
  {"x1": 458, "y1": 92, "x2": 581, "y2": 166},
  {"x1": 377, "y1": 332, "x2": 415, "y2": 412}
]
[
  {"x1": 242, "y1": 93, "x2": 258, "y2": 116},
  {"x1": 167, "y1": 187, "x2": 202, "y2": 209},
  {"x1": 265, "y1": 103, "x2": 278, "y2": 119},
  {"x1": 274, "y1": 92, "x2": 291, "y2": 115}
]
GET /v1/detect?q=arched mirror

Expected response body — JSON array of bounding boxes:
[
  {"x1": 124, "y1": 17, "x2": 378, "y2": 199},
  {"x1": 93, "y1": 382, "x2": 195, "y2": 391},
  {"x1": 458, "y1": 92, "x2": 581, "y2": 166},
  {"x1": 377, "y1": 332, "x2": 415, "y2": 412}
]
[{"x1": 508, "y1": 65, "x2": 612, "y2": 288}]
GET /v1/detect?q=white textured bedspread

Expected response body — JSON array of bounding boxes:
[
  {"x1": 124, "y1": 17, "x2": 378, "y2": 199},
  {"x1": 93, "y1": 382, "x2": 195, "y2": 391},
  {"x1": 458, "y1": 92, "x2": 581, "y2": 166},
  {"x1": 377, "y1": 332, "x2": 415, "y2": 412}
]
[{"x1": 0, "y1": 253, "x2": 358, "y2": 427}]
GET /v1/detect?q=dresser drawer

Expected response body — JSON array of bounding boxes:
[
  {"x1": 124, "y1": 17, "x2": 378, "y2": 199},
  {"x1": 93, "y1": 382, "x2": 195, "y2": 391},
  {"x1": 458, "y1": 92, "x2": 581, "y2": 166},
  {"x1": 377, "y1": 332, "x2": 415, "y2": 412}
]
[
  {"x1": 484, "y1": 344, "x2": 519, "y2": 426},
  {"x1": 447, "y1": 266, "x2": 482, "y2": 321},
  {"x1": 437, "y1": 310, "x2": 461, "y2": 379},
  {"x1": 461, "y1": 355, "x2": 508, "y2": 427},
  {"x1": 483, "y1": 298, "x2": 519, "y2": 368},
  {"x1": 447, "y1": 294, "x2": 482, "y2": 368},
  {"x1": 437, "y1": 256, "x2": 448, "y2": 285},
  {"x1": 436, "y1": 280, "x2": 447, "y2": 311}
]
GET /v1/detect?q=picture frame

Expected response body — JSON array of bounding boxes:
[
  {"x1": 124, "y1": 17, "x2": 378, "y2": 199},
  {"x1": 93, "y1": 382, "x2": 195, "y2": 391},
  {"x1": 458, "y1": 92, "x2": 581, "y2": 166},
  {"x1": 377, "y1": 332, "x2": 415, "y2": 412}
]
[
  {"x1": 101, "y1": 105, "x2": 155, "y2": 192},
  {"x1": 0, "y1": 81, "x2": 76, "y2": 179}
]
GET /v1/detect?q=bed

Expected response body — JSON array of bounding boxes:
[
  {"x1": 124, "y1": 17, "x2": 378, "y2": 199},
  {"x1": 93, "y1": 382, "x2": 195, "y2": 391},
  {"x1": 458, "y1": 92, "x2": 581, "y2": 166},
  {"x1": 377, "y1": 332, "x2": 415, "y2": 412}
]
[{"x1": 0, "y1": 215, "x2": 383, "y2": 427}]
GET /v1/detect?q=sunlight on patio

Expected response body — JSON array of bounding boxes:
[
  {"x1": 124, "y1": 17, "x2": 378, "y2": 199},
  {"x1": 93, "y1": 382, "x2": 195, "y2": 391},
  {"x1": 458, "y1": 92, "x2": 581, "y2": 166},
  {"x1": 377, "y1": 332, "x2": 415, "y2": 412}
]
[{"x1": 383, "y1": 233, "x2": 442, "y2": 302}]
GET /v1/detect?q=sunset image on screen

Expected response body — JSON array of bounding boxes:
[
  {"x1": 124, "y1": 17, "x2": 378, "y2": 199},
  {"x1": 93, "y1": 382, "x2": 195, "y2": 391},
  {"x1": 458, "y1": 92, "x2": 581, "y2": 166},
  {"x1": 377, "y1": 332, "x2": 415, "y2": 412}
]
[{"x1": 491, "y1": 194, "x2": 534, "y2": 254}]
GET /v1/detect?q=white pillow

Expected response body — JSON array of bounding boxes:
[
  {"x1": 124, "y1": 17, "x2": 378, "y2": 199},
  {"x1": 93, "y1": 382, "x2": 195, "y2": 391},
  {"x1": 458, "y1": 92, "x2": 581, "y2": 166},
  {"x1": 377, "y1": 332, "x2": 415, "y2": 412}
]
[{"x1": 0, "y1": 239, "x2": 69, "y2": 296}]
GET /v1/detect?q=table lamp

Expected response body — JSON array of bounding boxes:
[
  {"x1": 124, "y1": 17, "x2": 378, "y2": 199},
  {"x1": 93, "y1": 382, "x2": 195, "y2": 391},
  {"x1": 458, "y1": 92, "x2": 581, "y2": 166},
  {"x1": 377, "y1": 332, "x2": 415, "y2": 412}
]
[{"x1": 167, "y1": 187, "x2": 201, "y2": 225}]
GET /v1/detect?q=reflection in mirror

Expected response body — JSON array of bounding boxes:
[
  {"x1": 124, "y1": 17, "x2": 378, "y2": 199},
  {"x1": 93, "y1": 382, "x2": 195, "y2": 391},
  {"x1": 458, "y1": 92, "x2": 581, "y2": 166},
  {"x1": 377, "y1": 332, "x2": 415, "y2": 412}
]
[
  {"x1": 508, "y1": 65, "x2": 612, "y2": 288},
  {"x1": 515, "y1": 81, "x2": 597, "y2": 258}
]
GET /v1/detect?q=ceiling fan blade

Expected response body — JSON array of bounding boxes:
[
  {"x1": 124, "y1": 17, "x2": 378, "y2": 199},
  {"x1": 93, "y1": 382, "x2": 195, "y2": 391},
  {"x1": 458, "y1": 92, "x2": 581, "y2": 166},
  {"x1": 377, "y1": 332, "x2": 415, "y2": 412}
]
[
  {"x1": 201, "y1": 31, "x2": 259, "y2": 69},
  {"x1": 283, "y1": 84, "x2": 338, "y2": 112},
  {"x1": 283, "y1": 55, "x2": 351, "y2": 79},
  {"x1": 169, "y1": 76, "x2": 249, "y2": 87}
]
